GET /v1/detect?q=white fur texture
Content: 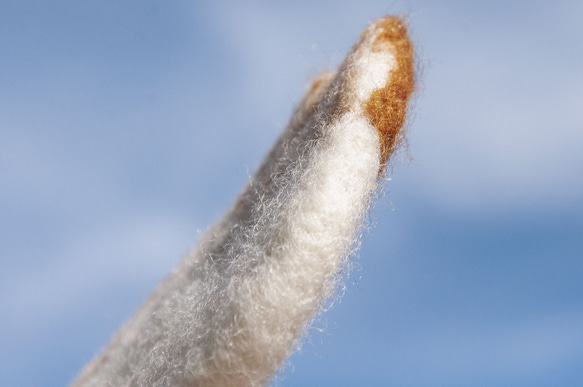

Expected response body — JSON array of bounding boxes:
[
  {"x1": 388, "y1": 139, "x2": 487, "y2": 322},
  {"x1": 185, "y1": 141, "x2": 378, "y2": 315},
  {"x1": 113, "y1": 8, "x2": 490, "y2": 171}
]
[{"x1": 72, "y1": 18, "x2": 399, "y2": 387}]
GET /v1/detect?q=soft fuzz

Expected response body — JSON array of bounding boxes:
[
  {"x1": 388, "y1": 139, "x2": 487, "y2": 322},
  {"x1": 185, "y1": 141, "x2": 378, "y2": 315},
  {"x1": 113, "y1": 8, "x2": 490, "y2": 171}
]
[{"x1": 73, "y1": 16, "x2": 415, "y2": 387}]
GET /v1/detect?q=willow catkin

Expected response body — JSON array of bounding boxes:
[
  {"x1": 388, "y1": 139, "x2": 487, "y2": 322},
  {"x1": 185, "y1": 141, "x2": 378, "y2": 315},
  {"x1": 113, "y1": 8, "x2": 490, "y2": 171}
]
[{"x1": 72, "y1": 16, "x2": 415, "y2": 387}]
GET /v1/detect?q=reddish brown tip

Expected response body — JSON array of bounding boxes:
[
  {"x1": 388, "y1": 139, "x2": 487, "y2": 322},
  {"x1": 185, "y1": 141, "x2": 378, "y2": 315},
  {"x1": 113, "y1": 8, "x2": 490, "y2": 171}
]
[{"x1": 363, "y1": 17, "x2": 415, "y2": 166}]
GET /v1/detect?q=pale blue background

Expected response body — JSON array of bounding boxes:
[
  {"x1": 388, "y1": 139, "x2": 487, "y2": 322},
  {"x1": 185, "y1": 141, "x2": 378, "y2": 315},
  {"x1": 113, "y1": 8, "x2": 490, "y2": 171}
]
[{"x1": 2, "y1": 1, "x2": 582, "y2": 386}]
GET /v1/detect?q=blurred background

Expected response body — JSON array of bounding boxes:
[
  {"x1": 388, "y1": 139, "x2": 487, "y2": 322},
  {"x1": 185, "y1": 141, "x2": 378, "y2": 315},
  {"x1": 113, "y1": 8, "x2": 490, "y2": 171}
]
[{"x1": 1, "y1": 1, "x2": 582, "y2": 385}]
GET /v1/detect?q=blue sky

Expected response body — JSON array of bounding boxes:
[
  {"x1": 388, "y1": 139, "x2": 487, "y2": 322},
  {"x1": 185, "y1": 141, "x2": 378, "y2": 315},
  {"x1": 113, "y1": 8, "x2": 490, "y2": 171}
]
[{"x1": 1, "y1": 1, "x2": 582, "y2": 385}]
